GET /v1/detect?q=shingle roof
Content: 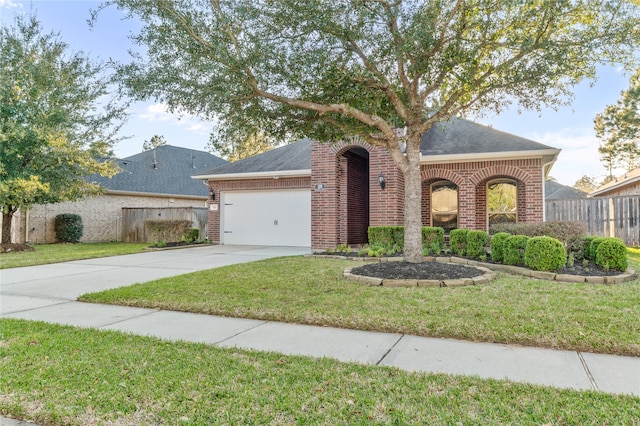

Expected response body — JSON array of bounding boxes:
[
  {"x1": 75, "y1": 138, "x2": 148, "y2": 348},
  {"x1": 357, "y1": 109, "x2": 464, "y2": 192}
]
[
  {"x1": 420, "y1": 118, "x2": 556, "y2": 155},
  {"x1": 590, "y1": 167, "x2": 640, "y2": 197},
  {"x1": 195, "y1": 119, "x2": 556, "y2": 177},
  {"x1": 89, "y1": 145, "x2": 228, "y2": 197},
  {"x1": 198, "y1": 138, "x2": 312, "y2": 176},
  {"x1": 545, "y1": 180, "x2": 588, "y2": 200}
]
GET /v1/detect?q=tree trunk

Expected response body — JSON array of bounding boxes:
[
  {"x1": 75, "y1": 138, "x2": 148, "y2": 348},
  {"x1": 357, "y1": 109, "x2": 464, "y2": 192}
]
[
  {"x1": 1, "y1": 207, "x2": 17, "y2": 244},
  {"x1": 402, "y1": 137, "x2": 424, "y2": 263}
]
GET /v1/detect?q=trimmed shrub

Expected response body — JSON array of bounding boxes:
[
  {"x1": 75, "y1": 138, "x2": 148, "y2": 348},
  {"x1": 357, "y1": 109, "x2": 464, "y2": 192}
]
[
  {"x1": 449, "y1": 229, "x2": 468, "y2": 256},
  {"x1": 588, "y1": 237, "x2": 606, "y2": 262},
  {"x1": 504, "y1": 235, "x2": 529, "y2": 266},
  {"x1": 524, "y1": 236, "x2": 566, "y2": 271},
  {"x1": 54, "y1": 214, "x2": 83, "y2": 243},
  {"x1": 368, "y1": 226, "x2": 404, "y2": 252},
  {"x1": 595, "y1": 238, "x2": 628, "y2": 271},
  {"x1": 580, "y1": 236, "x2": 597, "y2": 261},
  {"x1": 422, "y1": 226, "x2": 445, "y2": 254},
  {"x1": 489, "y1": 232, "x2": 511, "y2": 263},
  {"x1": 184, "y1": 228, "x2": 200, "y2": 242},
  {"x1": 466, "y1": 230, "x2": 488, "y2": 259},
  {"x1": 145, "y1": 220, "x2": 192, "y2": 243}
]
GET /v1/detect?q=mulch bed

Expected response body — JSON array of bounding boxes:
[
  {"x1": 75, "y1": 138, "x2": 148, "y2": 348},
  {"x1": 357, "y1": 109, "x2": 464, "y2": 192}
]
[
  {"x1": 324, "y1": 252, "x2": 626, "y2": 280},
  {"x1": 351, "y1": 261, "x2": 483, "y2": 280}
]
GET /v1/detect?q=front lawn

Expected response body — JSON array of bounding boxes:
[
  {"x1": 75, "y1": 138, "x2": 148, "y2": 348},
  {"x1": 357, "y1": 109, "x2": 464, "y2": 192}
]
[
  {"x1": 0, "y1": 242, "x2": 149, "y2": 269},
  {"x1": 81, "y1": 254, "x2": 640, "y2": 356},
  {"x1": 1, "y1": 319, "x2": 638, "y2": 425}
]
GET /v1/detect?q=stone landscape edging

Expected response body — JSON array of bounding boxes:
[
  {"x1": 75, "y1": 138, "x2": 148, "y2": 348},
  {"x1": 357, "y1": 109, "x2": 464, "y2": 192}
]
[{"x1": 312, "y1": 254, "x2": 637, "y2": 287}]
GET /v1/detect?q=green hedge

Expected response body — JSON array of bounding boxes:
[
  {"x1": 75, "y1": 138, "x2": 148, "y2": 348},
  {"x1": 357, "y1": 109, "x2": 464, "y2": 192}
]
[
  {"x1": 504, "y1": 235, "x2": 529, "y2": 266},
  {"x1": 489, "y1": 232, "x2": 511, "y2": 263},
  {"x1": 466, "y1": 230, "x2": 488, "y2": 259},
  {"x1": 368, "y1": 226, "x2": 445, "y2": 254},
  {"x1": 524, "y1": 236, "x2": 566, "y2": 271},
  {"x1": 595, "y1": 238, "x2": 628, "y2": 271},
  {"x1": 422, "y1": 226, "x2": 445, "y2": 255},
  {"x1": 367, "y1": 226, "x2": 404, "y2": 253},
  {"x1": 54, "y1": 214, "x2": 83, "y2": 243},
  {"x1": 449, "y1": 229, "x2": 468, "y2": 256}
]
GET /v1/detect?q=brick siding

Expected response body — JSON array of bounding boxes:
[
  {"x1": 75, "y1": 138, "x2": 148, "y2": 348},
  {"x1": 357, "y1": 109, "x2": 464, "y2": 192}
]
[
  {"x1": 204, "y1": 140, "x2": 546, "y2": 252},
  {"x1": 6, "y1": 193, "x2": 205, "y2": 244}
]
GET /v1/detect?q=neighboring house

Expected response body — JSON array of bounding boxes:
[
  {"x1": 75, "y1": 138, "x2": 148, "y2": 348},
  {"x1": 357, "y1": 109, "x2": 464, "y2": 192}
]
[
  {"x1": 194, "y1": 118, "x2": 560, "y2": 251},
  {"x1": 545, "y1": 180, "x2": 588, "y2": 200},
  {"x1": 9, "y1": 145, "x2": 227, "y2": 243},
  {"x1": 589, "y1": 168, "x2": 640, "y2": 197}
]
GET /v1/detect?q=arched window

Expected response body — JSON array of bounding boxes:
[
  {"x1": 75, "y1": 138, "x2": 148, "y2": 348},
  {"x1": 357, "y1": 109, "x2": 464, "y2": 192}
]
[
  {"x1": 487, "y1": 179, "x2": 517, "y2": 226},
  {"x1": 431, "y1": 181, "x2": 458, "y2": 232}
]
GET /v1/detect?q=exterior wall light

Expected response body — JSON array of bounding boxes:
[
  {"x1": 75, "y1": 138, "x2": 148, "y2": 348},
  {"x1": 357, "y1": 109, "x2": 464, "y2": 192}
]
[
  {"x1": 378, "y1": 172, "x2": 386, "y2": 190},
  {"x1": 209, "y1": 189, "x2": 216, "y2": 201}
]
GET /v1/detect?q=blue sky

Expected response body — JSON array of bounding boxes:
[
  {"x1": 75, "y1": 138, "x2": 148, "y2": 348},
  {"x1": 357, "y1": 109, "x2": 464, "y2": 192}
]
[{"x1": 0, "y1": 0, "x2": 632, "y2": 186}]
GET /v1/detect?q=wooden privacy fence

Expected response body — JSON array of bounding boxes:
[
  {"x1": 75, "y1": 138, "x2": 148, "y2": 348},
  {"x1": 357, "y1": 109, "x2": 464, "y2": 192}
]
[
  {"x1": 121, "y1": 207, "x2": 208, "y2": 243},
  {"x1": 545, "y1": 196, "x2": 640, "y2": 247}
]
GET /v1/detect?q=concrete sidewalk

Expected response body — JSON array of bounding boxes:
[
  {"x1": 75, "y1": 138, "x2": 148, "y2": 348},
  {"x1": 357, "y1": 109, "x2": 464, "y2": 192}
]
[{"x1": 1, "y1": 244, "x2": 639, "y2": 400}]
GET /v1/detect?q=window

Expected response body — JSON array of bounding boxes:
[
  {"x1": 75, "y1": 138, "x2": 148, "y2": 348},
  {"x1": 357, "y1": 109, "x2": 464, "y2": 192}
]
[
  {"x1": 487, "y1": 179, "x2": 517, "y2": 226},
  {"x1": 431, "y1": 181, "x2": 458, "y2": 232}
]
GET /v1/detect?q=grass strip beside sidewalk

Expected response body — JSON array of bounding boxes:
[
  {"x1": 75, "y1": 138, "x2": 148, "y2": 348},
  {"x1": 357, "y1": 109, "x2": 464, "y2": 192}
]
[
  {"x1": 1, "y1": 319, "x2": 639, "y2": 425},
  {"x1": 80, "y1": 256, "x2": 640, "y2": 357}
]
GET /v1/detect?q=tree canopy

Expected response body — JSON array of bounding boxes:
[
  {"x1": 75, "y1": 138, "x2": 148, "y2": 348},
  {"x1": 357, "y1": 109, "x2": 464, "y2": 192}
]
[
  {"x1": 595, "y1": 68, "x2": 640, "y2": 175},
  {"x1": 0, "y1": 15, "x2": 127, "y2": 244},
  {"x1": 102, "y1": 0, "x2": 640, "y2": 261}
]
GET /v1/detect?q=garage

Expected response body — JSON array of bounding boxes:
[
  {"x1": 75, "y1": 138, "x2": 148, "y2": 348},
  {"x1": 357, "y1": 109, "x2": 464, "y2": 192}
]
[{"x1": 221, "y1": 189, "x2": 311, "y2": 246}]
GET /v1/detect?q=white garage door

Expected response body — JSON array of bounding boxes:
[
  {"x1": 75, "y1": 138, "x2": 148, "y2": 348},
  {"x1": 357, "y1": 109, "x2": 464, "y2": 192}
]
[{"x1": 222, "y1": 190, "x2": 311, "y2": 247}]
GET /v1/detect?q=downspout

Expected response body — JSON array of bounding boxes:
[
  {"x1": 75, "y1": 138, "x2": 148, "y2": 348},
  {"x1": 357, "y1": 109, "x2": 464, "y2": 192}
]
[{"x1": 541, "y1": 159, "x2": 555, "y2": 222}]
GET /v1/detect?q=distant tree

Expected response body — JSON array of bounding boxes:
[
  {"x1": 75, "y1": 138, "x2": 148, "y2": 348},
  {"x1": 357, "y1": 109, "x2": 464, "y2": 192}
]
[
  {"x1": 573, "y1": 175, "x2": 597, "y2": 193},
  {"x1": 142, "y1": 134, "x2": 167, "y2": 151},
  {"x1": 0, "y1": 15, "x2": 127, "y2": 244},
  {"x1": 103, "y1": 0, "x2": 640, "y2": 262},
  {"x1": 595, "y1": 69, "x2": 640, "y2": 173},
  {"x1": 209, "y1": 129, "x2": 272, "y2": 162}
]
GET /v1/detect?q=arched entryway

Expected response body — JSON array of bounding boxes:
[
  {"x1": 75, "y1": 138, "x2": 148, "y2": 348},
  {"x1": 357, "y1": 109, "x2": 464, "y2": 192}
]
[{"x1": 337, "y1": 147, "x2": 370, "y2": 245}]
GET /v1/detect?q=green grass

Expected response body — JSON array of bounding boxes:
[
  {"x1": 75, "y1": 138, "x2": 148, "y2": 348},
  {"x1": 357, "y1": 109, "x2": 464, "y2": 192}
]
[
  {"x1": 81, "y1": 254, "x2": 640, "y2": 357},
  {"x1": 0, "y1": 242, "x2": 149, "y2": 269},
  {"x1": 1, "y1": 319, "x2": 638, "y2": 425}
]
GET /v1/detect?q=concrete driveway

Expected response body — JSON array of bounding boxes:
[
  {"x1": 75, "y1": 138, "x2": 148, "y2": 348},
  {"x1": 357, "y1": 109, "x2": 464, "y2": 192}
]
[{"x1": 1, "y1": 245, "x2": 310, "y2": 313}]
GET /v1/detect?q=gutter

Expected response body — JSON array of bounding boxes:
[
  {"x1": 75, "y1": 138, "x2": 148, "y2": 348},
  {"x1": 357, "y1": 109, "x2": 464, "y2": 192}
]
[
  {"x1": 192, "y1": 169, "x2": 312, "y2": 181},
  {"x1": 105, "y1": 190, "x2": 207, "y2": 200},
  {"x1": 419, "y1": 149, "x2": 561, "y2": 164}
]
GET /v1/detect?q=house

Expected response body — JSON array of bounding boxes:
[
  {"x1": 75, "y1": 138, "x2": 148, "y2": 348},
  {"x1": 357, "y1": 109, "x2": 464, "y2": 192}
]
[
  {"x1": 194, "y1": 118, "x2": 560, "y2": 251},
  {"x1": 10, "y1": 145, "x2": 227, "y2": 243},
  {"x1": 589, "y1": 168, "x2": 640, "y2": 197},
  {"x1": 545, "y1": 180, "x2": 588, "y2": 200}
]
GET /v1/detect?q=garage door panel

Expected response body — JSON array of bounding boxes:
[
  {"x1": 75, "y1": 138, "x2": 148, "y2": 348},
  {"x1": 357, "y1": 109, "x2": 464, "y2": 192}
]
[{"x1": 222, "y1": 190, "x2": 310, "y2": 246}]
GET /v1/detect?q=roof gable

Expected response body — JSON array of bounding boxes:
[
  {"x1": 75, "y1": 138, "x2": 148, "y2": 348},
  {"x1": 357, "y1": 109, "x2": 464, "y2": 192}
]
[
  {"x1": 198, "y1": 138, "x2": 312, "y2": 177},
  {"x1": 421, "y1": 118, "x2": 556, "y2": 156},
  {"x1": 545, "y1": 180, "x2": 588, "y2": 200},
  {"x1": 89, "y1": 145, "x2": 228, "y2": 197}
]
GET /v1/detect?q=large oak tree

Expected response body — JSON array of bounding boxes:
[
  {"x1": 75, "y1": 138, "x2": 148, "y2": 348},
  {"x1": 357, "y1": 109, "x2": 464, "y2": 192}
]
[
  {"x1": 103, "y1": 0, "x2": 639, "y2": 261},
  {"x1": 0, "y1": 15, "x2": 127, "y2": 244}
]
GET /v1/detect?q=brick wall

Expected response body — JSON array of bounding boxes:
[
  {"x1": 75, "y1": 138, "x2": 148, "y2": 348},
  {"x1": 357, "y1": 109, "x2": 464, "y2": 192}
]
[
  {"x1": 6, "y1": 193, "x2": 205, "y2": 244},
  {"x1": 203, "y1": 140, "x2": 546, "y2": 252},
  {"x1": 206, "y1": 177, "x2": 311, "y2": 244}
]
